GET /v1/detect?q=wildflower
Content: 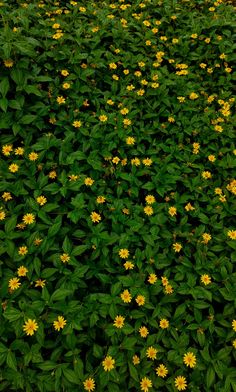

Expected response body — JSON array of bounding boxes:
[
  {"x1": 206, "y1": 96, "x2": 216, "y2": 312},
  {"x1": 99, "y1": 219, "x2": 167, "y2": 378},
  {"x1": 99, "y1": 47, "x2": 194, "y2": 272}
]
[
  {"x1": 83, "y1": 378, "x2": 95, "y2": 391},
  {"x1": 168, "y1": 206, "x2": 177, "y2": 216},
  {"x1": 112, "y1": 156, "x2": 120, "y2": 164},
  {"x1": 28, "y1": 152, "x2": 38, "y2": 161},
  {"x1": 140, "y1": 377, "x2": 152, "y2": 392},
  {"x1": 165, "y1": 285, "x2": 174, "y2": 294},
  {"x1": 146, "y1": 346, "x2": 157, "y2": 360},
  {"x1": 156, "y1": 364, "x2": 168, "y2": 377},
  {"x1": 22, "y1": 213, "x2": 35, "y2": 225},
  {"x1": 201, "y1": 274, "x2": 211, "y2": 285},
  {"x1": 185, "y1": 203, "x2": 195, "y2": 211},
  {"x1": 124, "y1": 261, "x2": 134, "y2": 270},
  {"x1": 17, "y1": 266, "x2": 28, "y2": 277},
  {"x1": 57, "y1": 96, "x2": 66, "y2": 104},
  {"x1": 173, "y1": 243, "x2": 182, "y2": 252},
  {"x1": 36, "y1": 196, "x2": 47, "y2": 206},
  {"x1": 73, "y1": 120, "x2": 82, "y2": 128},
  {"x1": 96, "y1": 196, "x2": 106, "y2": 204},
  {"x1": 120, "y1": 289, "x2": 132, "y2": 303},
  {"x1": 53, "y1": 316, "x2": 67, "y2": 331},
  {"x1": 61, "y1": 69, "x2": 69, "y2": 76},
  {"x1": 2, "y1": 192, "x2": 12, "y2": 201},
  {"x1": 131, "y1": 158, "x2": 141, "y2": 166},
  {"x1": 113, "y1": 315, "x2": 125, "y2": 328},
  {"x1": 159, "y1": 319, "x2": 169, "y2": 329},
  {"x1": 9, "y1": 277, "x2": 21, "y2": 291},
  {"x1": 202, "y1": 171, "x2": 212, "y2": 179},
  {"x1": 84, "y1": 177, "x2": 94, "y2": 186},
  {"x1": 202, "y1": 233, "x2": 211, "y2": 244},
  {"x1": 48, "y1": 170, "x2": 57, "y2": 179},
  {"x1": 62, "y1": 82, "x2": 70, "y2": 89},
  {"x1": 99, "y1": 115, "x2": 108, "y2": 122},
  {"x1": 189, "y1": 92, "x2": 199, "y2": 100},
  {"x1": 175, "y1": 376, "x2": 187, "y2": 391},
  {"x1": 126, "y1": 137, "x2": 135, "y2": 145},
  {"x1": 0, "y1": 210, "x2": 6, "y2": 220},
  {"x1": 4, "y1": 59, "x2": 14, "y2": 67},
  {"x1": 227, "y1": 230, "x2": 236, "y2": 240},
  {"x1": 2, "y1": 144, "x2": 13, "y2": 156},
  {"x1": 119, "y1": 249, "x2": 129, "y2": 259},
  {"x1": 144, "y1": 206, "x2": 153, "y2": 216},
  {"x1": 232, "y1": 320, "x2": 236, "y2": 332},
  {"x1": 18, "y1": 246, "x2": 28, "y2": 255},
  {"x1": 143, "y1": 158, "x2": 152, "y2": 166},
  {"x1": 135, "y1": 295, "x2": 145, "y2": 306},
  {"x1": 148, "y1": 274, "x2": 157, "y2": 284},
  {"x1": 232, "y1": 340, "x2": 236, "y2": 349},
  {"x1": 145, "y1": 195, "x2": 155, "y2": 204},
  {"x1": 34, "y1": 238, "x2": 43, "y2": 246},
  {"x1": 9, "y1": 163, "x2": 19, "y2": 173},
  {"x1": 35, "y1": 279, "x2": 46, "y2": 288},
  {"x1": 23, "y1": 319, "x2": 38, "y2": 336},
  {"x1": 139, "y1": 326, "x2": 149, "y2": 337},
  {"x1": 102, "y1": 356, "x2": 115, "y2": 371},
  {"x1": 60, "y1": 253, "x2": 70, "y2": 263},
  {"x1": 183, "y1": 352, "x2": 197, "y2": 368},
  {"x1": 132, "y1": 355, "x2": 140, "y2": 365},
  {"x1": 90, "y1": 212, "x2": 101, "y2": 223}
]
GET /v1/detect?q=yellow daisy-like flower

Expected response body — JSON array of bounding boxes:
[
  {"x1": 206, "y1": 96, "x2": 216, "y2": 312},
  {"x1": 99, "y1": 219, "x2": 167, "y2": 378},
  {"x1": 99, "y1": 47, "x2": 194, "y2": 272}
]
[
  {"x1": 2, "y1": 144, "x2": 13, "y2": 156},
  {"x1": 23, "y1": 319, "x2": 38, "y2": 336},
  {"x1": 4, "y1": 59, "x2": 14, "y2": 67},
  {"x1": 36, "y1": 196, "x2": 47, "y2": 206},
  {"x1": 113, "y1": 315, "x2": 125, "y2": 328},
  {"x1": 22, "y1": 213, "x2": 35, "y2": 225},
  {"x1": 2, "y1": 192, "x2": 12, "y2": 201},
  {"x1": 185, "y1": 202, "x2": 195, "y2": 211},
  {"x1": 140, "y1": 377, "x2": 152, "y2": 392},
  {"x1": 61, "y1": 69, "x2": 69, "y2": 76},
  {"x1": 9, "y1": 163, "x2": 19, "y2": 173},
  {"x1": 135, "y1": 294, "x2": 145, "y2": 306},
  {"x1": 144, "y1": 206, "x2": 153, "y2": 216},
  {"x1": 227, "y1": 230, "x2": 236, "y2": 240},
  {"x1": 126, "y1": 137, "x2": 135, "y2": 145},
  {"x1": 8, "y1": 277, "x2": 21, "y2": 291},
  {"x1": 102, "y1": 356, "x2": 115, "y2": 372},
  {"x1": 132, "y1": 354, "x2": 140, "y2": 365},
  {"x1": 28, "y1": 152, "x2": 39, "y2": 161},
  {"x1": 90, "y1": 211, "x2": 101, "y2": 223},
  {"x1": 156, "y1": 364, "x2": 168, "y2": 378},
  {"x1": 183, "y1": 352, "x2": 197, "y2": 368},
  {"x1": 62, "y1": 82, "x2": 70, "y2": 89},
  {"x1": 35, "y1": 279, "x2": 46, "y2": 288},
  {"x1": 120, "y1": 289, "x2": 132, "y2": 303},
  {"x1": 14, "y1": 147, "x2": 24, "y2": 155},
  {"x1": 165, "y1": 284, "x2": 174, "y2": 294},
  {"x1": 119, "y1": 248, "x2": 129, "y2": 259},
  {"x1": 18, "y1": 246, "x2": 28, "y2": 255},
  {"x1": 201, "y1": 274, "x2": 211, "y2": 285},
  {"x1": 232, "y1": 320, "x2": 236, "y2": 332},
  {"x1": 139, "y1": 326, "x2": 149, "y2": 338},
  {"x1": 148, "y1": 273, "x2": 157, "y2": 284},
  {"x1": 175, "y1": 376, "x2": 187, "y2": 391},
  {"x1": 202, "y1": 171, "x2": 212, "y2": 179},
  {"x1": 96, "y1": 196, "x2": 106, "y2": 204},
  {"x1": 142, "y1": 158, "x2": 152, "y2": 166},
  {"x1": 83, "y1": 378, "x2": 95, "y2": 391},
  {"x1": 173, "y1": 242, "x2": 182, "y2": 252},
  {"x1": 72, "y1": 120, "x2": 82, "y2": 128},
  {"x1": 159, "y1": 319, "x2": 169, "y2": 329},
  {"x1": 48, "y1": 170, "x2": 57, "y2": 179},
  {"x1": 84, "y1": 177, "x2": 94, "y2": 186},
  {"x1": 146, "y1": 346, "x2": 157, "y2": 360},
  {"x1": 17, "y1": 266, "x2": 28, "y2": 277},
  {"x1": 232, "y1": 339, "x2": 236, "y2": 349},
  {"x1": 57, "y1": 96, "x2": 66, "y2": 104},
  {"x1": 168, "y1": 206, "x2": 177, "y2": 216},
  {"x1": 124, "y1": 261, "x2": 134, "y2": 270},
  {"x1": 60, "y1": 253, "x2": 70, "y2": 263},
  {"x1": 99, "y1": 115, "x2": 108, "y2": 122},
  {"x1": 202, "y1": 233, "x2": 212, "y2": 244},
  {"x1": 145, "y1": 195, "x2": 156, "y2": 204},
  {"x1": 189, "y1": 92, "x2": 198, "y2": 100},
  {"x1": 0, "y1": 210, "x2": 6, "y2": 220},
  {"x1": 53, "y1": 316, "x2": 67, "y2": 331},
  {"x1": 34, "y1": 238, "x2": 43, "y2": 246}
]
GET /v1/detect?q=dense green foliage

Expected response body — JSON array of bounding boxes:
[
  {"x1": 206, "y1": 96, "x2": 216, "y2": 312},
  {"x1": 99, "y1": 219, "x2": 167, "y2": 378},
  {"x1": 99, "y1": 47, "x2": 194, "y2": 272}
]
[{"x1": 0, "y1": 0, "x2": 236, "y2": 391}]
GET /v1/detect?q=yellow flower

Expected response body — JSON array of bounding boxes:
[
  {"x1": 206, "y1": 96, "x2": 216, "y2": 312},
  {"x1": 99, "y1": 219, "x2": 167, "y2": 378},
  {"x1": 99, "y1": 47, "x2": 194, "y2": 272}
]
[
  {"x1": 2, "y1": 192, "x2": 12, "y2": 201},
  {"x1": 113, "y1": 315, "x2": 125, "y2": 328},
  {"x1": 139, "y1": 326, "x2": 149, "y2": 338},
  {"x1": 60, "y1": 253, "x2": 70, "y2": 263},
  {"x1": 17, "y1": 266, "x2": 28, "y2": 277},
  {"x1": 165, "y1": 284, "x2": 173, "y2": 294},
  {"x1": 173, "y1": 242, "x2": 182, "y2": 252},
  {"x1": 28, "y1": 152, "x2": 39, "y2": 161},
  {"x1": 119, "y1": 249, "x2": 129, "y2": 259},
  {"x1": 34, "y1": 238, "x2": 43, "y2": 246},
  {"x1": 102, "y1": 356, "x2": 115, "y2": 372},
  {"x1": 232, "y1": 320, "x2": 236, "y2": 332},
  {"x1": 107, "y1": 99, "x2": 114, "y2": 105},
  {"x1": 83, "y1": 378, "x2": 95, "y2": 391},
  {"x1": 18, "y1": 246, "x2": 28, "y2": 255},
  {"x1": 120, "y1": 289, "x2": 132, "y2": 303},
  {"x1": 14, "y1": 147, "x2": 24, "y2": 155},
  {"x1": 35, "y1": 279, "x2": 46, "y2": 288},
  {"x1": 201, "y1": 274, "x2": 211, "y2": 285},
  {"x1": 232, "y1": 339, "x2": 236, "y2": 349},
  {"x1": 57, "y1": 96, "x2": 66, "y2": 104},
  {"x1": 2, "y1": 144, "x2": 13, "y2": 156},
  {"x1": 112, "y1": 156, "x2": 120, "y2": 164},
  {"x1": 120, "y1": 107, "x2": 129, "y2": 115},
  {"x1": 202, "y1": 233, "x2": 211, "y2": 244},
  {"x1": 48, "y1": 170, "x2": 57, "y2": 179},
  {"x1": 168, "y1": 206, "x2": 177, "y2": 216},
  {"x1": 61, "y1": 69, "x2": 69, "y2": 76},
  {"x1": 84, "y1": 177, "x2": 94, "y2": 186},
  {"x1": 8, "y1": 277, "x2": 21, "y2": 291},
  {"x1": 131, "y1": 157, "x2": 141, "y2": 166},
  {"x1": 126, "y1": 137, "x2": 135, "y2": 145},
  {"x1": 137, "y1": 89, "x2": 145, "y2": 96},
  {"x1": 73, "y1": 120, "x2": 82, "y2": 128},
  {"x1": 183, "y1": 352, "x2": 197, "y2": 368},
  {"x1": 90, "y1": 211, "x2": 101, "y2": 223},
  {"x1": 159, "y1": 319, "x2": 169, "y2": 329},
  {"x1": 124, "y1": 261, "x2": 134, "y2": 270},
  {"x1": 143, "y1": 158, "x2": 152, "y2": 166},
  {"x1": 36, "y1": 196, "x2": 47, "y2": 206},
  {"x1": 109, "y1": 63, "x2": 117, "y2": 69},
  {"x1": 23, "y1": 319, "x2": 38, "y2": 336},
  {"x1": 9, "y1": 163, "x2": 19, "y2": 173},
  {"x1": 96, "y1": 196, "x2": 106, "y2": 204},
  {"x1": 227, "y1": 230, "x2": 236, "y2": 240},
  {"x1": 185, "y1": 202, "x2": 195, "y2": 211},
  {"x1": 148, "y1": 273, "x2": 157, "y2": 284},
  {"x1": 202, "y1": 171, "x2": 212, "y2": 179},
  {"x1": 140, "y1": 377, "x2": 152, "y2": 392},
  {"x1": 189, "y1": 92, "x2": 199, "y2": 100},
  {"x1": 0, "y1": 210, "x2": 6, "y2": 220},
  {"x1": 53, "y1": 316, "x2": 67, "y2": 331},
  {"x1": 123, "y1": 118, "x2": 131, "y2": 126},
  {"x1": 145, "y1": 195, "x2": 156, "y2": 204},
  {"x1": 132, "y1": 355, "x2": 140, "y2": 365},
  {"x1": 4, "y1": 59, "x2": 14, "y2": 67},
  {"x1": 144, "y1": 206, "x2": 153, "y2": 216},
  {"x1": 135, "y1": 295, "x2": 145, "y2": 306},
  {"x1": 22, "y1": 213, "x2": 35, "y2": 225},
  {"x1": 175, "y1": 376, "x2": 187, "y2": 391},
  {"x1": 146, "y1": 346, "x2": 157, "y2": 360},
  {"x1": 52, "y1": 23, "x2": 60, "y2": 29},
  {"x1": 99, "y1": 115, "x2": 108, "y2": 122},
  {"x1": 156, "y1": 364, "x2": 168, "y2": 378},
  {"x1": 62, "y1": 82, "x2": 70, "y2": 89}
]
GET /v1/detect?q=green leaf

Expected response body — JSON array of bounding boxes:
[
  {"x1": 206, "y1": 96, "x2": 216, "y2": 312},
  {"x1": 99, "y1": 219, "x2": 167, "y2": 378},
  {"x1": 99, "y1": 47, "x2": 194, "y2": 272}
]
[
  {"x1": 24, "y1": 85, "x2": 42, "y2": 97},
  {"x1": 37, "y1": 361, "x2": 57, "y2": 371},
  {"x1": 206, "y1": 366, "x2": 215, "y2": 389},
  {"x1": 63, "y1": 368, "x2": 79, "y2": 384},
  {"x1": 122, "y1": 337, "x2": 137, "y2": 350},
  {"x1": 4, "y1": 215, "x2": 17, "y2": 234},
  {"x1": 50, "y1": 289, "x2": 73, "y2": 302},
  {"x1": 20, "y1": 114, "x2": 37, "y2": 124},
  {"x1": 0, "y1": 98, "x2": 8, "y2": 112},
  {"x1": 4, "y1": 308, "x2": 22, "y2": 322},
  {"x1": 71, "y1": 245, "x2": 89, "y2": 256},
  {"x1": 48, "y1": 216, "x2": 62, "y2": 238},
  {"x1": 0, "y1": 77, "x2": 10, "y2": 97},
  {"x1": 128, "y1": 363, "x2": 139, "y2": 382},
  {"x1": 6, "y1": 351, "x2": 17, "y2": 371}
]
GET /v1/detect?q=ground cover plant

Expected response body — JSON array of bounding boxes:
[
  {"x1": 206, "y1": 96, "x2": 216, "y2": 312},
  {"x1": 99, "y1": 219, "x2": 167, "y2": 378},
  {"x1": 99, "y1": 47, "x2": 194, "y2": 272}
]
[{"x1": 0, "y1": 0, "x2": 236, "y2": 391}]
